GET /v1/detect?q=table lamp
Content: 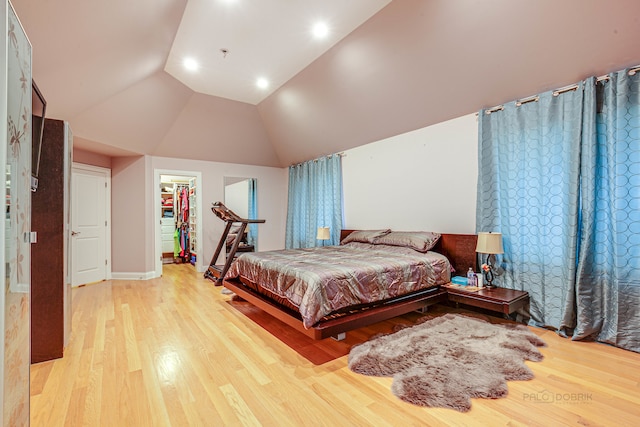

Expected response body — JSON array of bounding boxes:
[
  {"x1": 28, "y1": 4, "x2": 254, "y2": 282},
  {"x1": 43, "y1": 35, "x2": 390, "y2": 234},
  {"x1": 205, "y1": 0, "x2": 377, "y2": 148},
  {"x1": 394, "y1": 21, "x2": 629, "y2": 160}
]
[
  {"x1": 317, "y1": 227, "x2": 330, "y2": 246},
  {"x1": 475, "y1": 232, "x2": 504, "y2": 289}
]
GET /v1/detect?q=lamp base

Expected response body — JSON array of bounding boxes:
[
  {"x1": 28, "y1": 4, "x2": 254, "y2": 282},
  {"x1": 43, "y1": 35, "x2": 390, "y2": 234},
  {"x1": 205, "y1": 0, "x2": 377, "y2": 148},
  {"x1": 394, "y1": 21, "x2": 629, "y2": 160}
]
[{"x1": 482, "y1": 262, "x2": 496, "y2": 289}]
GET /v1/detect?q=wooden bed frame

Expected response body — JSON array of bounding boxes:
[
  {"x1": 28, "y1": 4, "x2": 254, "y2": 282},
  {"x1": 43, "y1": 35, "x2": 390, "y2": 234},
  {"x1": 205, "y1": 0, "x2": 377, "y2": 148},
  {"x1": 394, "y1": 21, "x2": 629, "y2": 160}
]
[{"x1": 222, "y1": 230, "x2": 478, "y2": 340}]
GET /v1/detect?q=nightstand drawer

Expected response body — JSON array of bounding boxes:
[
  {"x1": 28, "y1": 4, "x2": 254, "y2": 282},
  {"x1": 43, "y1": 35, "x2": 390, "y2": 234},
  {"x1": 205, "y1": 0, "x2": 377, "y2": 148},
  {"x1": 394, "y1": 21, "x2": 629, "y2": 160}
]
[{"x1": 445, "y1": 286, "x2": 529, "y2": 316}]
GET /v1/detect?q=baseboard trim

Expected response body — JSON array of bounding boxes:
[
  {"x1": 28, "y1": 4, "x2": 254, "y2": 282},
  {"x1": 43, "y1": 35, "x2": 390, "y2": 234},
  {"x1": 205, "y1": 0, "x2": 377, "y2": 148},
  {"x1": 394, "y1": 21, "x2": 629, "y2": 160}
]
[{"x1": 110, "y1": 271, "x2": 157, "y2": 281}]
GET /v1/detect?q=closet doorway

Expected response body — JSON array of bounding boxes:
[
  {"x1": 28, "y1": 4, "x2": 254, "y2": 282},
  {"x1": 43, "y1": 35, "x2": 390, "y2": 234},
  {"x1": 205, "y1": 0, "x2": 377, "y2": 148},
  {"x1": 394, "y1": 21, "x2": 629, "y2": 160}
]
[{"x1": 154, "y1": 170, "x2": 203, "y2": 277}]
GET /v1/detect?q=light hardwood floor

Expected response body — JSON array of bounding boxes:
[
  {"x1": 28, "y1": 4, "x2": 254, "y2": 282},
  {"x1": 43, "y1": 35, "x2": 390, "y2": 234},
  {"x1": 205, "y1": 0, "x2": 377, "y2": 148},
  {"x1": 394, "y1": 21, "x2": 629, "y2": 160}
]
[{"x1": 31, "y1": 263, "x2": 640, "y2": 426}]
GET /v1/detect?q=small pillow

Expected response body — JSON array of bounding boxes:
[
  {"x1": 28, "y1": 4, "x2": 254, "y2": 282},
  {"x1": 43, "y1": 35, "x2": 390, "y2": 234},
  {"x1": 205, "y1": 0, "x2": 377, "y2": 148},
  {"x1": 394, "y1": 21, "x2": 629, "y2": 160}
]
[
  {"x1": 374, "y1": 231, "x2": 441, "y2": 253},
  {"x1": 341, "y1": 229, "x2": 391, "y2": 245}
]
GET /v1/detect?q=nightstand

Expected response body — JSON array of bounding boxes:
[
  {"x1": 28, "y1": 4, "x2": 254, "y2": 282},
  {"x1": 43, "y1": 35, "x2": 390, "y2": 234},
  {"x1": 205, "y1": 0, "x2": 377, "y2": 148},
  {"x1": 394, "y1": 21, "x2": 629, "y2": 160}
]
[{"x1": 445, "y1": 286, "x2": 529, "y2": 319}]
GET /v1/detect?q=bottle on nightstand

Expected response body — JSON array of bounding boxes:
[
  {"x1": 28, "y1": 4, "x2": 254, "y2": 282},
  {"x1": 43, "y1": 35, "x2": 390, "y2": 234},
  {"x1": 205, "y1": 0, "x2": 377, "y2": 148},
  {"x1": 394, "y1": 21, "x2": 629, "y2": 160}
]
[{"x1": 467, "y1": 268, "x2": 477, "y2": 287}]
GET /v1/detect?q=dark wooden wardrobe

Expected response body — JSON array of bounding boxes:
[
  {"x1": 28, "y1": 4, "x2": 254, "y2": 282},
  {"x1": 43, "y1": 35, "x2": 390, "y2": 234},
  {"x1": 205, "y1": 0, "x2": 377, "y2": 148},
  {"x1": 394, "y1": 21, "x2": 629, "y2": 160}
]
[{"x1": 31, "y1": 118, "x2": 72, "y2": 363}]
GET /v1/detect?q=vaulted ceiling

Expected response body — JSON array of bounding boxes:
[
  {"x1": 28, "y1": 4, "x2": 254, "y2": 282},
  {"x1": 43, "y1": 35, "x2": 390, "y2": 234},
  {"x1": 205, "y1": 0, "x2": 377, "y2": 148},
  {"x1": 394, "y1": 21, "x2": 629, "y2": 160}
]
[{"x1": 12, "y1": 0, "x2": 640, "y2": 168}]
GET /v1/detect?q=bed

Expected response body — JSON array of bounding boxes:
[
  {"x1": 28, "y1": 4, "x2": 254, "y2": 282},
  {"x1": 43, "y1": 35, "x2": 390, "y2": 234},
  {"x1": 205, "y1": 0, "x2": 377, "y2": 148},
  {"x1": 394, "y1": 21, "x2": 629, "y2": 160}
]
[{"x1": 222, "y1": 229, "x2": 478, "y2": 339}]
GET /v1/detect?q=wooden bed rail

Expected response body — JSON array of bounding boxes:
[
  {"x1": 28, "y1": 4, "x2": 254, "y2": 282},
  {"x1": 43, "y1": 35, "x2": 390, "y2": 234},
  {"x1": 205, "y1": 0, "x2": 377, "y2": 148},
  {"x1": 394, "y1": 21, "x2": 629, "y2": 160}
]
[{"x1": 222, "y1": 277, "x2": 447, "y2": 340}]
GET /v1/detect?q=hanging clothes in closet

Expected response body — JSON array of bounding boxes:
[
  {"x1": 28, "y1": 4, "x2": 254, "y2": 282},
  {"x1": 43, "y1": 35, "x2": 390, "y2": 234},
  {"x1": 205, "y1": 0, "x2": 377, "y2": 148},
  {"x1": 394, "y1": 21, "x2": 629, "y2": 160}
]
[
  {"x1": 179, "y1": 223, "x2": 189, "y2": 258},
  {"x1": 174, "y1": 184, "x2": 191, "y2": 262},
  {"x1": 181, "y1": 187, "x2": 189, "y2": 222}
]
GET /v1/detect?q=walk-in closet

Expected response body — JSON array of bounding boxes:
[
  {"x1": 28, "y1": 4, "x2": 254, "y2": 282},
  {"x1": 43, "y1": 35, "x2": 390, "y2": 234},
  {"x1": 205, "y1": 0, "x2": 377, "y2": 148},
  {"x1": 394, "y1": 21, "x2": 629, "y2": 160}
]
[{"x1": 160, "y1": 175, "x2": 198, "y2": 266}]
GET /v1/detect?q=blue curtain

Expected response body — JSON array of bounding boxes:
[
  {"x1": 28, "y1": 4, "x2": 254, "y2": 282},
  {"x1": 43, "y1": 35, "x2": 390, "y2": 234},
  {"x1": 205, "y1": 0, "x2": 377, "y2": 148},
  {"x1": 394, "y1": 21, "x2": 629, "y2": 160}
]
[
  {"x1": 247, "y1": 178, "x2": 257, "y2": 246},
  {"x1": 575, "y1": 71, "x2": 640, "y2": 350},
  {"x1": 477, "y1": 86, "x2": 584, "y2": 331},
  {"x1": 285, "y1": 155, "x2": 343, "y2": 248},
  {"x1": 478, "y1": 68, "x2": 640, "y2": 352}
]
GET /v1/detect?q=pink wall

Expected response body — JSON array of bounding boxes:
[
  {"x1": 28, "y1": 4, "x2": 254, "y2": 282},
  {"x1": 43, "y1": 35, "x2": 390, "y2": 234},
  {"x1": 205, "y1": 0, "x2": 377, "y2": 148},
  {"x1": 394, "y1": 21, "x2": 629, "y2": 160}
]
[
  {"x1": 153, "y1": 93, "x2": 279, "y2": 167},
  {"x1": 106, "y1": 154, "x2": 287, "y2": 277},
  {"x1": 73, "y1": 147, "x2": 112, "y2": 168},
  {"x1": 111, "y1": 155, "x2": 152, "y2": 275},
  {"x1": 151, "y1": 156, "x2": 288, "y2": 275}
]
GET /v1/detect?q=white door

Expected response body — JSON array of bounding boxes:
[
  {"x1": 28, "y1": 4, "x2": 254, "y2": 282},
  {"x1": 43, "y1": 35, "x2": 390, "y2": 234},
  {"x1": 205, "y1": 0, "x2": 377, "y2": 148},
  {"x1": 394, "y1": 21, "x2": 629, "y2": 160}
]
[{"x1": 71, "y1": 165, "x2": 110, "y2": 286}]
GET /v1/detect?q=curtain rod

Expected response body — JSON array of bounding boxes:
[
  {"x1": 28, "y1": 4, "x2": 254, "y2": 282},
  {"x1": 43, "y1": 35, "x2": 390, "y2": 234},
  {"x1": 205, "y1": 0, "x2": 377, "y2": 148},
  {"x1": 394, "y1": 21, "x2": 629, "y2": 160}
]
[
  {"x1": 290, "y1": 152, "x2": 345, "y2": 168},
  {"x1": 484, "y1": 64, "x2": 640, "y2": 114}
]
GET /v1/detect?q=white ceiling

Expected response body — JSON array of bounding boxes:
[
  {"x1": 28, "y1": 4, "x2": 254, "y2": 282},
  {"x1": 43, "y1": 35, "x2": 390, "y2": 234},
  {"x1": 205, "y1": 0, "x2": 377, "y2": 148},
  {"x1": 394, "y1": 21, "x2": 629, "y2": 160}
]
[
  {"x1": 10, "y1": 0, "x2": 640, "y2": 168},
  {"x1": 165, "y1": 0, "x2": 391, "y2": 104}
]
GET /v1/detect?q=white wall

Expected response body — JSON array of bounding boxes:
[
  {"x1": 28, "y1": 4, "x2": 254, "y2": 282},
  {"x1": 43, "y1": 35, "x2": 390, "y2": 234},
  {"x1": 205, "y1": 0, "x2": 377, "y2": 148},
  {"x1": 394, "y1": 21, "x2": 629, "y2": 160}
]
[{"x1": 342, "y1": 113, "x2": 478, "y2": 234}]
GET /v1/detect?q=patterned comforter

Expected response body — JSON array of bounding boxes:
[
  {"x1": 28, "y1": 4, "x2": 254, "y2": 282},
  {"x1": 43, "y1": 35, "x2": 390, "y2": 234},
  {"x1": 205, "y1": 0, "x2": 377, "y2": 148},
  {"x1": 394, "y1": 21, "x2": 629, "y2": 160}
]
[{"x1": 225, "y1": 242, "x2": 451, "y2": 328}]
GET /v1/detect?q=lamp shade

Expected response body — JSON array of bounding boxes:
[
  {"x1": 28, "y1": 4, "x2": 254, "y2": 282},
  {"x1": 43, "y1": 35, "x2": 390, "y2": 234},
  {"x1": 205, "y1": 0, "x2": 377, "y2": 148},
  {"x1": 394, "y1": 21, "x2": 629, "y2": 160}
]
[
  {"x1": 475, "y1": 232, "x2": 504, "y2": 254},
  {"x1": 316, "y1": 227, "x2": 330, "y2": 240}
]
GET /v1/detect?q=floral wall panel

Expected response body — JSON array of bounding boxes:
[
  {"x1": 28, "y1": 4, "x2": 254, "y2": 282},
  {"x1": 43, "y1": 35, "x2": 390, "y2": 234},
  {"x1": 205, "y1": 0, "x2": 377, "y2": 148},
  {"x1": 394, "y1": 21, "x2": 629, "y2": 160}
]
[{"x1": 3, "y1": 2, "x2": 31, "y2": 425}]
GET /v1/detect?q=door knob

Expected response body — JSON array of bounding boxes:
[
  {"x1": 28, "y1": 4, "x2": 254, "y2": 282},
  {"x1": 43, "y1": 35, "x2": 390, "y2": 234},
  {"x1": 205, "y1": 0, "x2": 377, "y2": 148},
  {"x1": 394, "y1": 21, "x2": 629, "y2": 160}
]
[{"x1": 71, "y1": 231, "x2": 80, "y2": 236}]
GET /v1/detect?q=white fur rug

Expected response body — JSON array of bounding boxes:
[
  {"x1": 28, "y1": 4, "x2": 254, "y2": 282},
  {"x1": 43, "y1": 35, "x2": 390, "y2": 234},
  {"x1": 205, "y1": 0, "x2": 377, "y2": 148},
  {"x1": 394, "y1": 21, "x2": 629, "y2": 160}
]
[{"x1": 348, "y1": 313, "x2": 546, "y2": 412}]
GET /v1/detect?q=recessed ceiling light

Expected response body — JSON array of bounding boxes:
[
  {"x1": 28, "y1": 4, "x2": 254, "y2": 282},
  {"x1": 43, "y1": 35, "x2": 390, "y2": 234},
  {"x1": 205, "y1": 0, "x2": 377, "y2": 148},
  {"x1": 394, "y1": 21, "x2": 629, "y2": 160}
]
[
  {"x1": 256, "y1": 78, "x2": 269, "y2": 89},
  {"x1": 183, "y1": 58, "x2": 199, "y2": 71},
  {"x1": 312, "y1": 22, "x2": 329, "y2": 39}
]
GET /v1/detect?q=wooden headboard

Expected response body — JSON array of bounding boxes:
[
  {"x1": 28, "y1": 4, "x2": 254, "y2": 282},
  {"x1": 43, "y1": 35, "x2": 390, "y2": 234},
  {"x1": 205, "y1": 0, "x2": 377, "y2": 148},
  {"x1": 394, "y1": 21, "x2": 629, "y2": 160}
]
[
  {"x1": 432, "y1": 233, "x2": 478, "y2": 275},
  {"x1": 340, "y1": 230, "x2": 477, "y2": 276}
]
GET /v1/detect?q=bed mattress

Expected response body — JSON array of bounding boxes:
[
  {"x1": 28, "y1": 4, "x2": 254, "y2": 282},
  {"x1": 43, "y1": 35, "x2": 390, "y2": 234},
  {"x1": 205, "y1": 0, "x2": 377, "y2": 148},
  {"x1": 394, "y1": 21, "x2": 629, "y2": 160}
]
[{"x1": 225, "y1": 242, "x2": 451, "y2": 328}]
